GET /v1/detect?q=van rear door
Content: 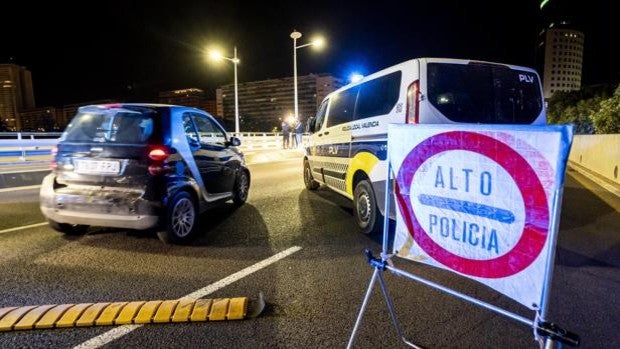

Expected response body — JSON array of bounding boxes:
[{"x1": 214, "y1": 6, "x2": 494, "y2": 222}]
[{"x1": 419, "y1": 59, "x2": 545, "y2": 125}]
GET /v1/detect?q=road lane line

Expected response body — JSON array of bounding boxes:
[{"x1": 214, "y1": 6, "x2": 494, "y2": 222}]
[
  {"x1": 0, "y1": 222, "x2": 47, "y2": 235},
  {"x1": 0, "y1": 184, "x2": 42, "y2": 193},
  {"x1": 73, "y1": 246, "x2": 302, "y2": 349}
]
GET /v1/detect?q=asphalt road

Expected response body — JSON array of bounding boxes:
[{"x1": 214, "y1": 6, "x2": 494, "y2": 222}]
[{"x1": 0, "y1": 157, "x2": 618, "y2": 348}]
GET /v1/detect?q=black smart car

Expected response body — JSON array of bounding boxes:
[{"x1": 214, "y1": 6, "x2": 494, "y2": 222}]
[{"x1": 40, "y1": 104, "x2": 250, "y2": 244}]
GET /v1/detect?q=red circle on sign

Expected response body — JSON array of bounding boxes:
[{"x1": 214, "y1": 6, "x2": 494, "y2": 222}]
[{"x1": 395, "y1": 131, "x2": 549, "y2": 279}]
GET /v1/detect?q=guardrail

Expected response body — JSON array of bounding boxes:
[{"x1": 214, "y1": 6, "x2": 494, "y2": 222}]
[{"x1": 0, "y1": 132, "x2": 306, "y2": 161}]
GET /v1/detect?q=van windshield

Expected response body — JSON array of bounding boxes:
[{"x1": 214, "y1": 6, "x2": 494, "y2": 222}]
[
  {"x1": 62, "y1": 107, "x2": 155, "y2": 144},
  {"x1": 427, "y1": 62, "x2": 543, "y2": 124}
]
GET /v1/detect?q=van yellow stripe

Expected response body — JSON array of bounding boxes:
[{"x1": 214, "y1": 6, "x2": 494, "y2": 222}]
[{"x1": 345, "y1": 152, "x2": 380, "y2": 195}]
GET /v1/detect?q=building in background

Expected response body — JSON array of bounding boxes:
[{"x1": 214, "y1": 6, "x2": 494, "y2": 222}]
[
  {"x1": 159, "y1": 88, "x2": 216, "y2": 115},
  {"x1": 57, "y1": 100, "x2": 117, "y2": 129},
  {"x1": 537, "y1": 0, "x2": 584, "y2": 99},
  {"x1": 19, "y1": 107, "x2": 58, "y2": 131},
  {"x1": 159, "y1": 88, "x2": 205, "y2": 109},
  {"x1": 216, "y1": 73, "x2": 344, "y2": 132},
  {"x1": 539, "y1": 23, "x2": 584, "y2": 99},
  {"x1": 0, "y1": 64, "x2": 35, "y2": 130}
]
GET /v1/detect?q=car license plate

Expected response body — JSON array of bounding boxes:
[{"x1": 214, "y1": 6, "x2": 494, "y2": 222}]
[{"x1": 74, "y1": 159, "x2": 120, "y2": 175}]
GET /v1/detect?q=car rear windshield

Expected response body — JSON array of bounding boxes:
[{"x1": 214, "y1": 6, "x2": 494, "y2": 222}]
[
  {"x1": 62, "y1": 107, "x2": 156, "y2": 143},
  {"x1": 427, "y1": 62, "x2": 543, "y2": 124}
]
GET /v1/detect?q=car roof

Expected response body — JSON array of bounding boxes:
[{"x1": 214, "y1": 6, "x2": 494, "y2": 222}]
[{"x1": 78, "y1": 103, "x2": 209, "y2": 114}]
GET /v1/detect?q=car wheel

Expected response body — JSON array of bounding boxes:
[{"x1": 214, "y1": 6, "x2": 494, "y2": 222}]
[
  {"x1": 353, "y1": 179, "x2": 382, "y2": 235},
  {"x1": 158, "y1": 191, "x2": 198, "y2": 244},
  {"x1": 232, "y1": 170, "x2": 250, "y2": 206},
  {"x1": 48, "y1": 219, "x2": 89, "y2": 235},
  {"x1": 304, "y1": 160, "x2": 319, "y2": 190}
]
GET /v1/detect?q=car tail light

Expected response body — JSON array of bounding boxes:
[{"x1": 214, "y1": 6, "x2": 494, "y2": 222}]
[
  {"x1": 50, "y1": 146, "x2": 58, "y2": 171},
  {"x1": 148, "y1": 146, "x2": 171, "y2": 176},
  {"x1": 406, "y1": 80, "x2": 420, "y2": 124}
]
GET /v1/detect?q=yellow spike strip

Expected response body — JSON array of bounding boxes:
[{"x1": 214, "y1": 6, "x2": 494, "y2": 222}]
[
  {"x1": 133, "y1": 301, "x2": 163, "y2": 324},
  {"x1": 56, "y1": 303, "x2": 93, "y2": 328},
  {"x1": 227, "y1": 297, "x2": 248, "y2": 320},
  {"x1": 208, "y1": 298, "x2": 230, "y2": 321},
  {"x1": 0, "y1": 307, "x2": 18, "y2": 321},
  {"x1": 35, "y1": 304, "x2": 74, "y2": 329},
  {"x1": 0, "y1": 306, "x2": 38, "y2": 331},
  {"x1": 171, "y1": 299, "x2": 194, "y2": 323},
  {"x1": 13, "y1": 305, "x2": 57, "y2": 330},
  {"x1": 152, "y1": 300, "x2": 179, "y2": 323},
  {"x1": 114, "y1": 301, "x2": 145, "y2": 325},
  {"x1": 0, "y1": 297, "x2": 250, "y2": 331},
  {"x1": 76, "y1": 303, "x2": 110, "y2": 327},
  {"x1": 189, "y1": 299, "x2": 212, "y2": 322},
  {"x1": 95, "y1": 302, "x2": 128, "y2": 326}
]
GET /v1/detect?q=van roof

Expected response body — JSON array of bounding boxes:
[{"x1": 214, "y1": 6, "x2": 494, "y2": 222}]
[{"x1": 324, "y1": 57, "x2": 539, "y2": 101}]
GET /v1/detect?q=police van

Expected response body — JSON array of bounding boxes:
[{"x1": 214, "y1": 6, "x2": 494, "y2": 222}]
[{"x1": 303, "y1": 58, "x2": 545, "y2": 234}]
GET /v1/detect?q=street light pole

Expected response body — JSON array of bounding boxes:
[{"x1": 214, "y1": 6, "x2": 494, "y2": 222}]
[
  {"x1": 208, "y1": 47, "x2": 240, "y2": 134},
  {"x1": 290, "y1": 31, "x2": 302, "y2": 121},
  {"x1": 233, "y1": 46, "x2": 239, "y2": 135}
]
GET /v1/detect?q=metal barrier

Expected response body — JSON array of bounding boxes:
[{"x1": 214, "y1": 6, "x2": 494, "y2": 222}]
[{"x1": 0, "y1": 132, "x2": 307, "y2": 161}]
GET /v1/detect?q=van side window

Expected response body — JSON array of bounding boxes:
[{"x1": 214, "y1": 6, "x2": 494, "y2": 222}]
[
  {"x1": 355, "y1": 71, "x2": 402, "y2": 120},
  {"x1": 314, "y1": 99, "x2": 329, "y2": 131},
  {"x1": 327, "y1": 87, "x2": 359, "y2": 127}
]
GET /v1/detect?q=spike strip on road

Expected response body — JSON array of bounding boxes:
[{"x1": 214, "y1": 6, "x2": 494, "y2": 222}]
[{"x1": 0, "y1": 297, "x2": 248, "y2": 332}]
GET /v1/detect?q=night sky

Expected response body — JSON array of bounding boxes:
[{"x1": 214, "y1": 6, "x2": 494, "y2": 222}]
[{"x1": 3, "y1": 0, "x2": 617, "y2": 107}]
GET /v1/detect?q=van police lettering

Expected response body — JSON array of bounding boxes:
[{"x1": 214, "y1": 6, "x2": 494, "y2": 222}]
[
  {"x1": 342, "y1": 121, "x2": 379, "y2": 132},
  {"x1": 519, "y1": 74, "x2": 534, "y2": 83},
  {"x1": 433, "y1": 166, "x2": 492, "y2": 196},
  {"x1": 428, "y1": 214, "x2": 499, "y2": 254}
]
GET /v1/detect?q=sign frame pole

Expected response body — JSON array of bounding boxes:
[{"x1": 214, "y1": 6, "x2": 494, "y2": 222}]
[{"x1": 348, "y1": 126, "x2": 579, "y2": 348}]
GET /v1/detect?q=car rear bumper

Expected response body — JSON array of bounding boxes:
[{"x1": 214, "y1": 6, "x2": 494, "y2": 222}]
[{"x1": 39, "y1": 174, "x2": 162, "y2": 230}]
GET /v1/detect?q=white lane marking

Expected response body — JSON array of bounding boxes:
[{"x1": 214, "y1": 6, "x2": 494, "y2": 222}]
[
  {"x1": 0, "y1": 222, "x2": 47, "y2": 235},
  {"x1": 0, "y1": 168, "x2": 50, "y2": 174},
  {"x1": 73, "y1": 246, "x2": 302, "y2": 349},
  {"x1": 0, "y1": 184, "x2": 41, "y2": 193}
]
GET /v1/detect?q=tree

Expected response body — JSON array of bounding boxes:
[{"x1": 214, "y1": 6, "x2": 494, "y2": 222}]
[{"x1": 592, "y1": 85, "x2": 620, "y2": 134}]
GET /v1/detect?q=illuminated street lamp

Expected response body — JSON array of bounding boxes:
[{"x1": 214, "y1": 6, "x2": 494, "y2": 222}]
[
  {"x1": 290, "y1": 31, "x2": 325, "y2": 120},
  {"x1": 209, "y1": 47, "x2": 241, "y2": 134}
]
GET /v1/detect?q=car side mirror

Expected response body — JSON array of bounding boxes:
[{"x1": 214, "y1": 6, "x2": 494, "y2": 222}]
[{"x1": 227, "y1": 136, "x2": 241, "y2": 147}]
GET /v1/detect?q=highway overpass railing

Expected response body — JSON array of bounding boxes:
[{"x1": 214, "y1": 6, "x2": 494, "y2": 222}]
[{"x1": 0, "y1": 132, "x2": 307, "y2": 161}]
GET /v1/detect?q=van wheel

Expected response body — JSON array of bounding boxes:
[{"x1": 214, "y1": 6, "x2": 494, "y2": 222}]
[
  {"x1": 354, "y1": 180, "x2": 382, "y2": 235},
  {"x1": 48, "y1": 219, "x2": 89, "y2": 235},
  {"x1": 233, "y1": 170, "x2": 250, "y2": 206},
  {"x1": 158, "y1": 191, "x2": 197, "y2": 244},
  {"x1": 304, "y1": 160, "x2": 319, "y2": 190}
]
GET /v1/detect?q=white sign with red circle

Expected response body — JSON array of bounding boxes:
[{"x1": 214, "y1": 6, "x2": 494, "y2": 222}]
[{"x1": 390, "y1": 124, "x2": 572, "y2": 309}]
